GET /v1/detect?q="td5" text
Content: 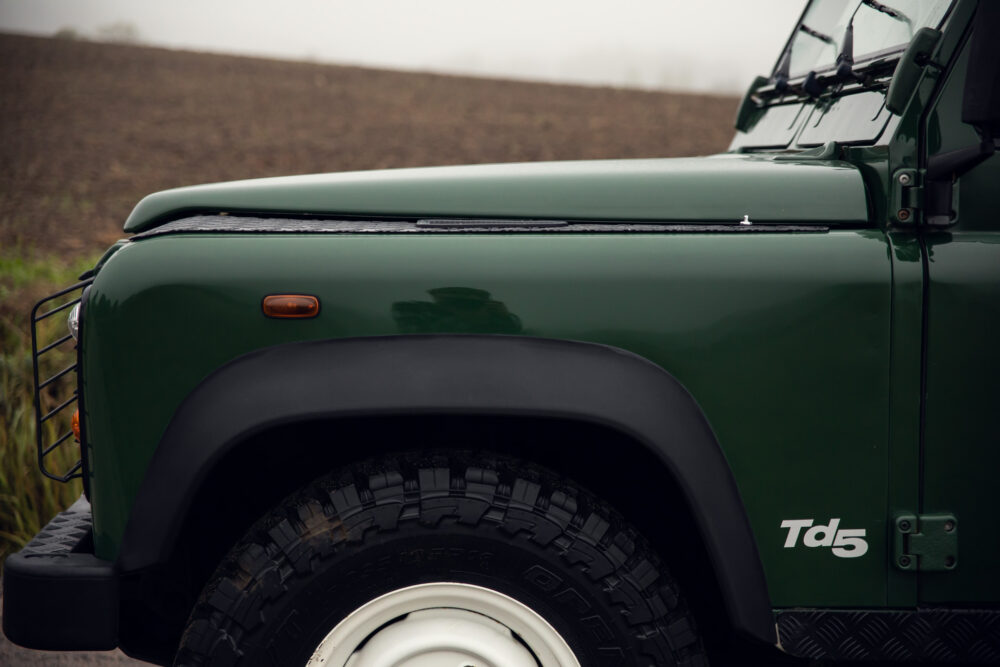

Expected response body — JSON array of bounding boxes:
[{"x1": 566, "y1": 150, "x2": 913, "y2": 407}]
[{"x1": 780, "y1": 518, "x2": 868, "y2": 558}]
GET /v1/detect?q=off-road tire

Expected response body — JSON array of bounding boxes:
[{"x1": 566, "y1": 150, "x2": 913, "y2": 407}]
[{"x1": 173, "y1": 452, "x2": 707, "y2": 666}]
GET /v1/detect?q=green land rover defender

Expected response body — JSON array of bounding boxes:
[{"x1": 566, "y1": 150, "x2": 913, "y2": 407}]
[{"x1": 5, "y1": 1, "x2": 1000, "y2": 664}]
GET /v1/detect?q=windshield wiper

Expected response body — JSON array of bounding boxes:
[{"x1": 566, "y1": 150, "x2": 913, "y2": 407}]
[
  {"x1": 772, "y1": 1, "x2": 912, "y2": 99},
  {"x1": 798, "y1": 24, "x2": 835, "y2": 46},
  {"x1": 773, "y1": 23, "x2": 836, "y2": 93},
  {"x1": 831, "y1": 1, "x2": 912, "y2": 89},
  {"x1": 835, "y1": 19, "x2": 859, "y2": 81},
  {"x1": 861, "y1": 0, "x2": 912, "y2": 26}
]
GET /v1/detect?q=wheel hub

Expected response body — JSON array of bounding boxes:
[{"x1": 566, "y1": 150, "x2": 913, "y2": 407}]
[
  {"x1": 306, "y1": 582, "x2": 580, "y2": 667},
  {"x1": 343, "y1": 608, "x2": 536, "y2": 667}
]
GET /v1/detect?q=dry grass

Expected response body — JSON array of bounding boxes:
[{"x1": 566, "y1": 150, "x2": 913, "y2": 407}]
[{"x1": 0, "y1": 253, "x2": 95, "y2": 563}]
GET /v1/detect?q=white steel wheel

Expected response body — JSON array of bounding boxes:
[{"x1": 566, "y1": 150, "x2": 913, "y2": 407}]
[{"x1": 306, "y1": 582, "x2": 580, "y2": 667}]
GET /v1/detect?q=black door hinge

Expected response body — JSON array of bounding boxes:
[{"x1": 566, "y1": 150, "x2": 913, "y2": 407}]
[{"x1": 890, "y1": 168, "x2": 923, "y2": 225}]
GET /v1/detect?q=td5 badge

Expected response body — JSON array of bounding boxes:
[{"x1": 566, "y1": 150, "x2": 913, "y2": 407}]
[{"x1": 781, "y1": 518, "x2": 868, "y2": 558}]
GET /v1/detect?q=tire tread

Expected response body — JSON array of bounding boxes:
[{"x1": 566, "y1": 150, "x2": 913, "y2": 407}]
[{"x1": 174, "y1": 453, "x2": 707, "y2": 666}]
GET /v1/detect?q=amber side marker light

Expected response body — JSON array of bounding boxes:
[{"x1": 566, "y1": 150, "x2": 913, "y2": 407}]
[
  {"x1": 71, "y1": 409, "x2": 81, "y2": 441},
  {"x1": 262, "y1": 294, "x2": 320, "y2": 319}
]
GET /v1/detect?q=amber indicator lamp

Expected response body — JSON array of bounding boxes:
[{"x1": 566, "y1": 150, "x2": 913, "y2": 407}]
[{"x1": 262, "y1": 294, "x2": 320, "y2": 319}]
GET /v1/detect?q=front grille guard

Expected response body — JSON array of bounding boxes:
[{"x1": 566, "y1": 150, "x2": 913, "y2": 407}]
[{"x1": 30, "y1": 279, "x2": 92, "y2": 482}]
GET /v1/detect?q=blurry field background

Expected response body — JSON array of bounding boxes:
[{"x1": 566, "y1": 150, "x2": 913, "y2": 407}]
[{"x1": 0, "y1": 31, "x2": 735, "y2": 663}]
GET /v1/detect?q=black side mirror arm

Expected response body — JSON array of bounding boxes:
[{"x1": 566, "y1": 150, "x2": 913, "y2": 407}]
[
  {"x1": 923, "y1": 1, "x2": 1000, "y2": 226},
  {"x1": 924, "y1": 139, "x2": 997, "y2": 226}
]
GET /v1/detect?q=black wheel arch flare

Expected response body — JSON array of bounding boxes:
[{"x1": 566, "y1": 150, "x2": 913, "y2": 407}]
[{"x1": 116, "y1": 334, "x2": 776, "y2": 645}]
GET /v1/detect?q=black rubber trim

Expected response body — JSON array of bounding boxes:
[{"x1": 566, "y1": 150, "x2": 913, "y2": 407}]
[
  {"x1": 78, "y1": 284, "x2": 92, "y2": 499},
  {"x1": 777, "y1": 608, "x2": 1000, "y2": 662},
  {"x1": 2, "y1": 496, "x2": 118, "y2": 650},
  {"x1": 129, "y1": 214, "x2": 827, "y2": 238},
  {"x1": 117, "y1": 335, "x2": 775, "y2": 644}
]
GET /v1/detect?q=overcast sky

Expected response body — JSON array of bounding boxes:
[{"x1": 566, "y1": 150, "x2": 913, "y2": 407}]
[{"x1": 0, "y1": 0, "x2": 808, "y2": 93}]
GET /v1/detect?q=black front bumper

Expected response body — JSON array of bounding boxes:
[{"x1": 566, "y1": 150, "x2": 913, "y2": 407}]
[{"x1": 3, "y1": 496, "x2": 118, "y2": 650}]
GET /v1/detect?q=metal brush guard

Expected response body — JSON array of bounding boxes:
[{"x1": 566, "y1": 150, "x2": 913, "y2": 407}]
[{"x1": 30, "y1": 279, "x2": 92, "y2": 481}]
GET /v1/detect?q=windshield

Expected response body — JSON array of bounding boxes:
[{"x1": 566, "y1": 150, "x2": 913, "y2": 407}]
[{"x1": 785, "y1": 0, "x2": 953, "y2": 78}]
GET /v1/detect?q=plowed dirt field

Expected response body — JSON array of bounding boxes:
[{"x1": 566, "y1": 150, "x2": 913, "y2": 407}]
[{"x1": 1, "y1": 32, "x2": 737, "y2": 259}]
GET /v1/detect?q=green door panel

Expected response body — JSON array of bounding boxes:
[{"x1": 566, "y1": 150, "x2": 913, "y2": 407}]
[
  {"x1": 919, "y1": 24, "x2": 1000, "y2": 601},
  {"x1": 885, "y1": 232, "x2": 924, "y2": 607},
  {"x1": 82, "y1": 230, "x2": 892, "y2": 607},
  {"x1": 922, "y1": 232, "x2": 1000, "y2": 602}
]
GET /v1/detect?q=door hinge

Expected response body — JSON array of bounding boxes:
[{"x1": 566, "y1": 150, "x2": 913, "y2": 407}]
[
  {"x1": 891, "y1": 167, "x2": 962, "y2": 227},
  {"x1": 893, "y1": 513, "x2": 958, "y2": 572},
  {"x1": 891, "y1": 169, "x2": 923, "y2": 225}
]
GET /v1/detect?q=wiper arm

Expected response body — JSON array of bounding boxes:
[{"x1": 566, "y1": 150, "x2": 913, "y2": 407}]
[
  {"x1": 773, "y1": 48, "x2": 793, "y2": 93},
  {"x1": 835, "y1": 18, "x2": 858, "y2": 81},
  {"x1": 773, "y1": 23, "x2": 836, "y2": 93},
  {"x1": 834, "y1": 0, "x2": 913, "y2": 85}
]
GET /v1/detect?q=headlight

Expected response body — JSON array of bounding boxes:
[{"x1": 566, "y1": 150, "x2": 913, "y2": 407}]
[{"x1": 67, "y1": 303, "x2": 80, "y2": 341}]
